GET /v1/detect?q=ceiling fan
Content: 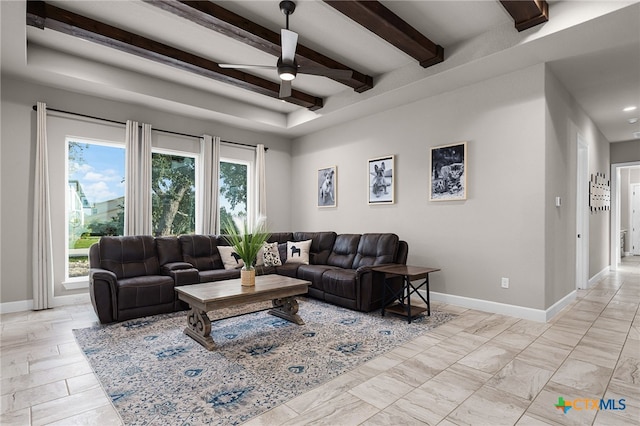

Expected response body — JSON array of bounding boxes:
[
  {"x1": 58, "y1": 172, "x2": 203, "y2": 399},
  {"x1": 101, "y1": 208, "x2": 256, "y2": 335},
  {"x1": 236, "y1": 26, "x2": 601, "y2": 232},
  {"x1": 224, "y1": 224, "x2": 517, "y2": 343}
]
[{"x1": 218, "y1": 0, "x2": 353, "y2": 98}]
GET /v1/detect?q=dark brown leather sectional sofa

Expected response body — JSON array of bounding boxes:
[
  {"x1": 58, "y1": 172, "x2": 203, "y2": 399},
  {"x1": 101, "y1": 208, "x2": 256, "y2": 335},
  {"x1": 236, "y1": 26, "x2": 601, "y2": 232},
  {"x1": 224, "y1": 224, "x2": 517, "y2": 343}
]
[{"x1": 89, "y1": 231, "x2": 408, "y2": 324}]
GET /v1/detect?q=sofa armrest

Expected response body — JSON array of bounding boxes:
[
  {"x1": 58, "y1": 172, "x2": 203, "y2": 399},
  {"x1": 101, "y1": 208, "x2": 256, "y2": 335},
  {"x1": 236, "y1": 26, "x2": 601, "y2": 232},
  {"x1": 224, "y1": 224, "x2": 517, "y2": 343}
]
[
  {"x1": 355, "y1": 263, "x2": 399, "y2": 278},
  {"x1": 161, "y1": 262, "x2": 195, "y2": 273},
  {"x1": 162, "y1": 263, "x2": 200, "y2": 286},
  {"x1": 89, "y1": 268, "x2": 118, "y2": 323}
]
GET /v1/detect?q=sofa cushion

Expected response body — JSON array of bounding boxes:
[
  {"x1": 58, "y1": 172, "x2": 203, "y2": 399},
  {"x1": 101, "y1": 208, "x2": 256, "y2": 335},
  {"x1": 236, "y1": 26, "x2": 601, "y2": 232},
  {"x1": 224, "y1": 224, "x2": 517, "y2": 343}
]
[
  {"x1": 326, "y1": 234, "x2": 361, "y2": 269},
  {"x1": 217, "y1": 245, "x2": 244, "y2": 270},
  {"x1": 198, "y1": 268, "x2": 241, "y2": 283},
  {"x1": 179, "y1": 235, "x2": 223, "y2": 271},
  {"x1": 155, "y1": 236, "x2": 183, "y2": 266},
  {"x1": 322, "y1": 269, "x2": 357, "y2": 300},
  {"x1": 99, "y1": 236, "x2": 160, "y2": 279},
  {"x1": 268, "y1": 232, "x2": 294, "y2": 244},
  {"x1": 296, "y1": 264, "x2": 339, "y2": 292},
  {"x1": 352, "y1": 233, "x2": 399, "y2": 269},
  {"x1": 293, "y1": 232, "x2": 337, "y2": 264},
  {"x1": 116, "y1": 275, "x2": 174, "y2": 310},
  {"x1": 286, "y1": 240, "x2": 311, "y2": 264}
]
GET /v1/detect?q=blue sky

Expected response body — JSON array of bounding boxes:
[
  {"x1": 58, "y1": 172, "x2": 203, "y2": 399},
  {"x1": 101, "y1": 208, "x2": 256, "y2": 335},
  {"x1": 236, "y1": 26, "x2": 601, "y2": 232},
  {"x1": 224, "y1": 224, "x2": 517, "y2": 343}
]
[{"x1": 68, "y1": 142, "x2": 125, "y2": 204}]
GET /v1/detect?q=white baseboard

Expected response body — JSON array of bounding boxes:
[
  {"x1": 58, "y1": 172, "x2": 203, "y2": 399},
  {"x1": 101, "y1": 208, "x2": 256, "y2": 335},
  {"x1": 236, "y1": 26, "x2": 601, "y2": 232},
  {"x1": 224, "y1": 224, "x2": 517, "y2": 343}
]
[
  {"x1": 588, "y1": 266, "x2": 611, "y2": 288},
  {"x1": 0, "y1": 293, "x2": 91, "y2": 314},
  {"x1": 543, "y1": 290, "x2": 577, "y2": 321},
  {"x1": 423, "y1": 289, "x2": 576, "y2": 323},
  {"x1": 0, "y1": 299, "x2": 34, "y2": 314}
]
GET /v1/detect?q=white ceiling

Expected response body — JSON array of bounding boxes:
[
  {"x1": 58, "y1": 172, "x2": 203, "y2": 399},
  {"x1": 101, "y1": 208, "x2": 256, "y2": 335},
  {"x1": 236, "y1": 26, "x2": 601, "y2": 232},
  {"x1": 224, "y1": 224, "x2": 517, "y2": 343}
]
[{"x1": 1, "y1": 0, "x2": 639, "y2": 142}]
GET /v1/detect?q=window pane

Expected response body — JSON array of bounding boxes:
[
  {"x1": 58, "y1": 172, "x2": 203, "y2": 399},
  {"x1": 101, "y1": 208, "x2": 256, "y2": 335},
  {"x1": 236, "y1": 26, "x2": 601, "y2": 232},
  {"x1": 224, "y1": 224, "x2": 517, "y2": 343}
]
[
  {"x1": 219, "y1": 161, "x2": 248, "y2": 231},
  {"x1": 67, "y1": 141, "x2": 125, "y2": 278},
  {"x1": 152, "y1": 153, "x2": 196, "y2": 236}
]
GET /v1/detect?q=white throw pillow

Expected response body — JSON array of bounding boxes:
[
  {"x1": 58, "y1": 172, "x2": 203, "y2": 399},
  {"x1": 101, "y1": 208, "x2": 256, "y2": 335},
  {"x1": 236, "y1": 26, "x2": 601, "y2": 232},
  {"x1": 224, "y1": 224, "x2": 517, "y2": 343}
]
[
  {"x1": 262, "y1": 242, "x2": 282, "y2": 267},
  {"x1": 285, "y1": 240, "x2": 311, "y2": 265},
  {"x1": 255, "y1": 246, "x2": 265, "y2": 267},
  {"x1": 217, "y1": 246, "x2": 244, "y2": 270}
]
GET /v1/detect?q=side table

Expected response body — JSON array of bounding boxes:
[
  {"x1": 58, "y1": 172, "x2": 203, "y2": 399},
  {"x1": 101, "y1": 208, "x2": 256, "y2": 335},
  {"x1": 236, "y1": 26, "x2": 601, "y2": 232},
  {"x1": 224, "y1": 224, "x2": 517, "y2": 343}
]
[{"x1": 372, "y1": 265, "x2": 441, "y2": 324}]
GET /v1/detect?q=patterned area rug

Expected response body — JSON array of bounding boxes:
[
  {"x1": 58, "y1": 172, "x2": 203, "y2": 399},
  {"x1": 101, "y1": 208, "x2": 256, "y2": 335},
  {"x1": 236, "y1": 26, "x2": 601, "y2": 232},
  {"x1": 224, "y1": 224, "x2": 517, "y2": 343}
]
[{"x1": 73, "y1": 298, "x2": 454, "y2": 425}]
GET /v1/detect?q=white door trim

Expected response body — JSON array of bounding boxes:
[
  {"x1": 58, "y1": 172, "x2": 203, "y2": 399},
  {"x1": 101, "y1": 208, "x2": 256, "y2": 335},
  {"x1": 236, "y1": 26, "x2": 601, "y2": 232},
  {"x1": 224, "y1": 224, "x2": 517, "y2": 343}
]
[
  {"x1": 576, "y1": 135, "x2": 589, "y2": 289},
  {"x1": 610, "y1": 161, "x2": 640, "y2": 269}
]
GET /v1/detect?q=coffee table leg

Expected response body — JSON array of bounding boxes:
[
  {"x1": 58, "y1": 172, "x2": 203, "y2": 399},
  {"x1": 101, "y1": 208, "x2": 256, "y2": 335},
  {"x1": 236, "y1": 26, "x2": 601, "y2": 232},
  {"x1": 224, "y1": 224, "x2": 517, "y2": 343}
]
[
  {"x1": 269, "y1": 297, "x2": 304, "y2": 325},
  {"x1": 184, "y1": 308, "x2": 215, "y2": 350}
]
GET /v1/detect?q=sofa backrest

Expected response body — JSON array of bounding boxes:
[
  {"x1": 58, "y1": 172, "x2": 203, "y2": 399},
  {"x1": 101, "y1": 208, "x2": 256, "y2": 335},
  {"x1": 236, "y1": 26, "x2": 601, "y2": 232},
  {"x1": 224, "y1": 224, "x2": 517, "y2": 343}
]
[
  {"x1": 98, "y1": 235, "x2": 160, "y2": 279},
  {"x1": 396, "y1": 240, "x2": 409, "y2": 264},
  {"x1": 327, "y1": 234, "x2": 361, "y2": 269},
  {"x1": 178, "y1": 235, "x2": 224, "y2": 271},
  {"x1": 156, "y1": 236, "x2": 182, "y2": 265},
  {"x1": 268, "y1": 232, "x2": 293, "y2": 244},
  {"x1": 352, "y1": 233, "x2": 399, "y2": 269},
  {"x1": 293, "y1": 232, "x2": 337, "y2": 264}
]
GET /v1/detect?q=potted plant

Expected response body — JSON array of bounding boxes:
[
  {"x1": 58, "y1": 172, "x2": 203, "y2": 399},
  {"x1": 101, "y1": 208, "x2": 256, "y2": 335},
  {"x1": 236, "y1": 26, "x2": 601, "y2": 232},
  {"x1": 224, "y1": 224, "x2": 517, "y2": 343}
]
[{"x1": 222, "y1": 217, "x2": 271, "y2": 286}]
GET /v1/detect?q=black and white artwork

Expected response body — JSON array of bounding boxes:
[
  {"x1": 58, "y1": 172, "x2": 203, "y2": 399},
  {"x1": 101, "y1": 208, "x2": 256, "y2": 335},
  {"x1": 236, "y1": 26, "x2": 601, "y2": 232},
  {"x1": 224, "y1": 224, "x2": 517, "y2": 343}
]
[
  {"x1": 430, "y1": 142, "x2": 467, "y2": 201},
  {"x1": 317, "y1": 165, "x2": 337, "y2": 207},
  {"x1": 589, "y1": 172, "x2": 610, "y2": 212},
  {"x1": 368, "y1": 155, "x2": 394, "y2": 204}
]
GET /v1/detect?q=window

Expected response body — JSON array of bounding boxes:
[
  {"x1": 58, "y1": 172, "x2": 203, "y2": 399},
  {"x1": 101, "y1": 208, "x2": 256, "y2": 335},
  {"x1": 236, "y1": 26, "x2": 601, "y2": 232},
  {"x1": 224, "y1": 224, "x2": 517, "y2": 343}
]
[
  {"x1": 219, "y1": 159, "x2": 249, "y2": 232},
  {"x1": 66, "y1": 139, "x2": 125, "y2": 279},
  {"x1": 151, "y1": 151, "x2": 196, "y2": 236}
]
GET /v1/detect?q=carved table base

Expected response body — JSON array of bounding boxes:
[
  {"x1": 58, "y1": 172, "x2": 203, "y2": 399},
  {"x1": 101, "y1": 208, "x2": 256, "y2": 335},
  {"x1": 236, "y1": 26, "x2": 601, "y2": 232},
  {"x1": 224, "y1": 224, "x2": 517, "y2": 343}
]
[
  {"x1": 269, "y1": 296, "x2": 304, "y2": 325},
  {"x1": 184, "y1": 296, "x2": 304, "y2": 350},
  {"x1": 184, "y1": 308, "x2": 215, "y2": 350}
]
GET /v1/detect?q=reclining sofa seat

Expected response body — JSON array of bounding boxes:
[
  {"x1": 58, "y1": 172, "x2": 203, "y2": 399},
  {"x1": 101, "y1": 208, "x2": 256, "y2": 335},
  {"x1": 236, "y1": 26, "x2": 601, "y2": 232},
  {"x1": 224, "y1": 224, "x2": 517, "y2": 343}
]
[{"x1": 89, "y1": 235, "x2": 175, "y2": 323}]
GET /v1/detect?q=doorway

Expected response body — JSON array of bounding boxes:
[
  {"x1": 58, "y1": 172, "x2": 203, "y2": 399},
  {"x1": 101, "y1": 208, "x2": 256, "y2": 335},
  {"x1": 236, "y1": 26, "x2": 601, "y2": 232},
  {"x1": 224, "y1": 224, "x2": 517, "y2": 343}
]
[
  {"x1": 610, "y1": 162, "x2": 640, "y2": 269},
  {"x1": 631, "y1": 183, "x2": 640, "y2": 255}
]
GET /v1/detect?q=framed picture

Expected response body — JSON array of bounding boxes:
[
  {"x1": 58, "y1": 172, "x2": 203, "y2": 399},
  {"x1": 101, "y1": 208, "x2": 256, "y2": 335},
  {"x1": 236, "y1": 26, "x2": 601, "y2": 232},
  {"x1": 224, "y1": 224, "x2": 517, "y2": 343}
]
[
  {"x1": 368, "y1": 155, "x2": 394, "y2": 204},
  {"x1": 430, "y1": 142, "x2": 467, "y2": 201},
  {"x1": 317, "y1": 165, "x2": 337, "y2": 207}
]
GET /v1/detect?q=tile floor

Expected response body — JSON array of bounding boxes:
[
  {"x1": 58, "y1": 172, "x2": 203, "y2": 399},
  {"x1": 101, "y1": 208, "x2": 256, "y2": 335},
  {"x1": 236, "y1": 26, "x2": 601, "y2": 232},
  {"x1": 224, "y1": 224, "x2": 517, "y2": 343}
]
[{"x1": 1, "y1": 257, "x2": 638, "y2": 425}]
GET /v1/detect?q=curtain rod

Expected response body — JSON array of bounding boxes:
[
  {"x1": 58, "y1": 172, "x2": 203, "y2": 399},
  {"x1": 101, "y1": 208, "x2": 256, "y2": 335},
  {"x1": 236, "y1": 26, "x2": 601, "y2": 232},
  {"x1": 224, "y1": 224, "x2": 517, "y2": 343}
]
[{"x1": 31, "y1": 105, "x2": 267, "y2": 151}]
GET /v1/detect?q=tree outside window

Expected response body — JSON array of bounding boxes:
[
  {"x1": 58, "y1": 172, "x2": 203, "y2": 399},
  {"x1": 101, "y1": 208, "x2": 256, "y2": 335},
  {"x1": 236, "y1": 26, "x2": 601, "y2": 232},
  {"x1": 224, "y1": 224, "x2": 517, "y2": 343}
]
[
  {"x1": 219, "y1": 160, "x2": 248, "y2": 233},
  {"x1": 151, "y1": 152, "x2": 196, "y2": 236}
]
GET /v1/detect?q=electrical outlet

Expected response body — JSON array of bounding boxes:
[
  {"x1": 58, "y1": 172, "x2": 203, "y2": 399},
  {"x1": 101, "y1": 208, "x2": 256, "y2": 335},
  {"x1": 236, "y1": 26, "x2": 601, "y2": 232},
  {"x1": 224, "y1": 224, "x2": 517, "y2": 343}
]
[{"x1": 501, "y1": 277, "x2": 509, "y2": 289}]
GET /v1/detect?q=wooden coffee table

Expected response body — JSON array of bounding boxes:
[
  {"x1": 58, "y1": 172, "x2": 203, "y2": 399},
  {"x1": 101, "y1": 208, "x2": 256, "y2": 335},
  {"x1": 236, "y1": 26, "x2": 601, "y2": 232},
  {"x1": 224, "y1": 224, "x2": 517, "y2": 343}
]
[{"x1": 175, "y1": 275, "x2": 310, "y2": 350}]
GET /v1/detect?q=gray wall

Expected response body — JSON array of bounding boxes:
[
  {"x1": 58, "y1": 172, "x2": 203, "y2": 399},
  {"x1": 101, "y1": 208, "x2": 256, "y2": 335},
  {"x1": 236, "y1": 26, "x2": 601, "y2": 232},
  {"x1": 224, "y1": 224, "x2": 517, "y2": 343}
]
[
  {"x1": 291, "y1": 64, "x2": 548, "y2": 310},
  {"x1": 544, "y1": 66, "x2": 611, "y2": 304},
  {"x1": 0, "y1": 76, "x2": 293, "y2": 304},
  {"x1": 611, "y1": 140, "x2": 640, "y2": 164},
  {"x1": 290, "y1": 63, "x2": 612, "y2": 311}
]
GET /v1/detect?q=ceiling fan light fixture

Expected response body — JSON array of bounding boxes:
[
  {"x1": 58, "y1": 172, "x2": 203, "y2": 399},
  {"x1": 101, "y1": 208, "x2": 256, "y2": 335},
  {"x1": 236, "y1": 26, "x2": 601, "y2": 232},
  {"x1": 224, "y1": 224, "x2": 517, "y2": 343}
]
[{"x1": 277, "y1": 58, "x2": 297, "y2": 81}]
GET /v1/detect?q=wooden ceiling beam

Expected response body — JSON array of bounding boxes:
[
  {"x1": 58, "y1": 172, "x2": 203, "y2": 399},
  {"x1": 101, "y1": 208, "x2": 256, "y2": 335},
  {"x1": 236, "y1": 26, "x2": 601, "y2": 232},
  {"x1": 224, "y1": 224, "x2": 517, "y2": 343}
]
[
  {"x1": 323, "y1": 0, "x2": 444, "y2": 68},
  {"x1": 26, "y1": 1, "x2": 323, "y2": 110},
  {"x1": 145, "y1": 0, "x2": 373, "y2": 93},
  {"x1": 500, "y1": 1, "x2": 549, "y2": 32}
]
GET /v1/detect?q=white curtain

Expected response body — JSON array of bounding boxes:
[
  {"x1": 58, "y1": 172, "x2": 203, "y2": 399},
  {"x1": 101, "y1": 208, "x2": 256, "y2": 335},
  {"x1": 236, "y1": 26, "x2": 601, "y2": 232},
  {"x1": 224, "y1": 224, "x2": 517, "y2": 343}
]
[
  {"x1": 254, "y1": 144, "x2": 267, "y2": 228},
  {"x1": 124, "y1": 121, "x2": 152, "y2": 235},
  {"x1": 32, "y1": 102, "x2": 53, "y2": 310},
  {"x1": 199, "y1": 134, "x2": 220, "y2": 234}
]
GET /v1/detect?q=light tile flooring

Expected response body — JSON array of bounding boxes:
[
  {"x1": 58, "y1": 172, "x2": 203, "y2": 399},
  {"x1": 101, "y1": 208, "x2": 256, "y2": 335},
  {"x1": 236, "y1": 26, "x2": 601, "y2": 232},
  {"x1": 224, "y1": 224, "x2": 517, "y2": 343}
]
[{"x1": 1, "y1": 257, "x2": 638, "y2": 425}]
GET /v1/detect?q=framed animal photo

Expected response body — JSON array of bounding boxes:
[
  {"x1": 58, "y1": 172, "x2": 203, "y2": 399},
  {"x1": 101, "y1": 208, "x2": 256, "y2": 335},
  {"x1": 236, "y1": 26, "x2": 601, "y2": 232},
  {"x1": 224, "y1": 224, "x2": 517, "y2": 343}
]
[
  {"x1": 430, "y1": 142, "x2": 467, "y2": 201},
  {"x1": 368, "y1": 155, "x2": 394, "y2": 204},
  {"x1": 317, "y1": 165, "x2": 337, "y2": 208}
]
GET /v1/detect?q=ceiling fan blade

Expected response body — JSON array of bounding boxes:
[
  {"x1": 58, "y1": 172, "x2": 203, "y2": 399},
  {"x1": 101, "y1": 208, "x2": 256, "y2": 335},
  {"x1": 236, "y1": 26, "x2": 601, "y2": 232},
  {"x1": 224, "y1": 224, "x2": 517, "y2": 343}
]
[
  {"x1": 218, "y1": 64, "x2": 276, "y2": 70},
  {"x1": 281, "y1": 29, "x2": 298, "y2": 62},
  {"x1": 298, "y1": 66, "x2": 353, "y2": 80},
  {"x1": 279, "y1": 80, "x2": 292, "y2": 98}
]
